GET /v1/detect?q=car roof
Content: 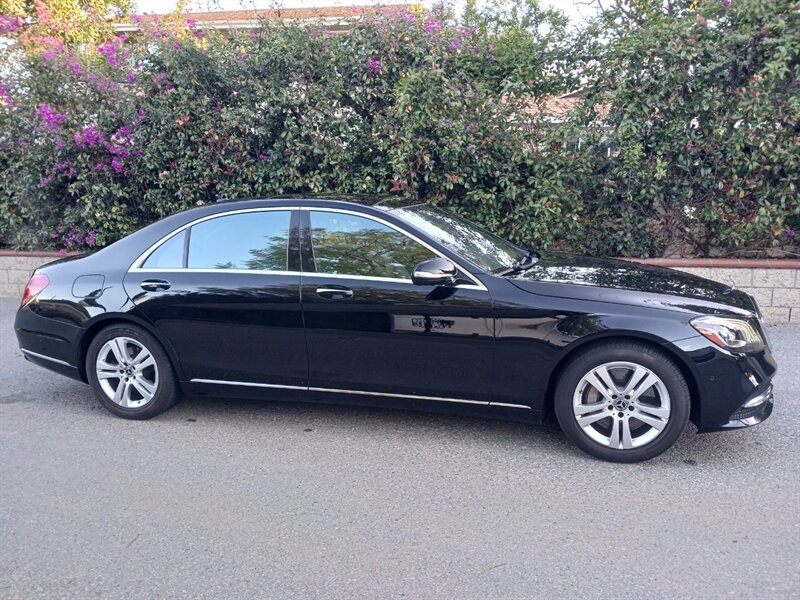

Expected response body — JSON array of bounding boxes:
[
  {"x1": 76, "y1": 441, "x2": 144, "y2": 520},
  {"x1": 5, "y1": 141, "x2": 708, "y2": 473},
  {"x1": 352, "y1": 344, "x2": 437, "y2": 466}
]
[{"x1": 213, "y1": 194, "x2": 422, "y2": 210}]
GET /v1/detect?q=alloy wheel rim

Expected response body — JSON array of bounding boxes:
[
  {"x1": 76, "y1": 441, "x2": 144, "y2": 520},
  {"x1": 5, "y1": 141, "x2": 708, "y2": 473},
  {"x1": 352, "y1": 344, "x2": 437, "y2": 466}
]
[
  {"x1": 572, "y1": 361, "x2": 671, "y2": 450},
  {"x1": 95, "y1": 337, "x2": 159, "y2": 408}
]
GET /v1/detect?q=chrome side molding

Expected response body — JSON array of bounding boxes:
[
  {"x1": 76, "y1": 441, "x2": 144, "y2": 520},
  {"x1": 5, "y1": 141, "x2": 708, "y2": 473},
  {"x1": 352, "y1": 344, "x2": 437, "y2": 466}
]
[
  {"x1": 21, "y1": 349, "x2": 73, "y2": 368},
  {"x1": 189, "y1": 378, "x2": 531, "y2": 409}
]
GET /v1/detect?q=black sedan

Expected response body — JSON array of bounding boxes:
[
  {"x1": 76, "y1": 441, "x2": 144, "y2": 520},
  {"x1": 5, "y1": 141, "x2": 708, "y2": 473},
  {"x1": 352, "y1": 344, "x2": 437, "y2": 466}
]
[{"x1": 15, "y1": 196, "x2": 776, "y2": 462}]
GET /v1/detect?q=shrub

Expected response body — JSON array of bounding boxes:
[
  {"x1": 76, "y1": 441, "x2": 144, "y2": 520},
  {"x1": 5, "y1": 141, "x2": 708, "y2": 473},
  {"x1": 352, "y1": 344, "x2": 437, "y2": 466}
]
[{"x1": 0, "y1": 0, "x2": 797, "y2": 257}]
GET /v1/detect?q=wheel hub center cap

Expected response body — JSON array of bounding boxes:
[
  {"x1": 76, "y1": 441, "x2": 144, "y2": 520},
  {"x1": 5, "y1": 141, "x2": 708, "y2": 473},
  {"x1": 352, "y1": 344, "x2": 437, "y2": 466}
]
[{"x1": 613, "y1": 399, "x2": 628, "y2": 410}]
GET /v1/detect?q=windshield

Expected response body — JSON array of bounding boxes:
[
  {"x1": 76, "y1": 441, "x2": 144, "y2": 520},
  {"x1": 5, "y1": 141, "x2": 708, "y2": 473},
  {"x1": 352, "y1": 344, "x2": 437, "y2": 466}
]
[{"x1": 385, "y1": 203, "x2": 528, "y2": 273}]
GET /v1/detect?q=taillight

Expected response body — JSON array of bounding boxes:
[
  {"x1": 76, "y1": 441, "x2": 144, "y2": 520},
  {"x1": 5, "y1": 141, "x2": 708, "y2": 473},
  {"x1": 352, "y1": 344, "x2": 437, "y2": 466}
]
[{"x1": 20, "y1": 273, "x2": 49, "y2": 307}]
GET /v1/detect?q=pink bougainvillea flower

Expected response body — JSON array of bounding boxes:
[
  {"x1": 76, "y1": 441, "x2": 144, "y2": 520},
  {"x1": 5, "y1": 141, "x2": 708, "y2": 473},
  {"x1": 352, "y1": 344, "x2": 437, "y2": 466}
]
[
  {"x1": 367, "y1": 58, "x2": 382, "y2": 74},
  {"x1": 0, "y1": 80, "x2": 12, "y2": 107},
  {"x1": 73, "y1": 125, "x2": 105, "y2": 148},
  {"x1": 0, "y1": 14, "x2": 24, "y2": 35},
  {"x1": 36, "y1": 104, "x2": 67, "y2": 131},
  {"x1": 424, "y1": 19, "x2": 443, "y2": 34}
]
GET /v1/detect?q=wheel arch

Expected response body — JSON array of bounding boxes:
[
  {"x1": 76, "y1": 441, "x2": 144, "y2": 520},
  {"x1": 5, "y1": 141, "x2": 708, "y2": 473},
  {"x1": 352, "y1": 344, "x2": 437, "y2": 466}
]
[
  {"x1": 542, "y1": 331, "x2": 702, "y2": 426},
  {"x1": 77, "y1": 313, "x2": 184, "y2": 383}
]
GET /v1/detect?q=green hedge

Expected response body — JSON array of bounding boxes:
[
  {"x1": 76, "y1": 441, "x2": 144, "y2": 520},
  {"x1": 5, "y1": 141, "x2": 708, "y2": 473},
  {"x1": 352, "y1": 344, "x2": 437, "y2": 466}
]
[{"x1": 0, "y1": 1, "x2": 797, "y2": 256}]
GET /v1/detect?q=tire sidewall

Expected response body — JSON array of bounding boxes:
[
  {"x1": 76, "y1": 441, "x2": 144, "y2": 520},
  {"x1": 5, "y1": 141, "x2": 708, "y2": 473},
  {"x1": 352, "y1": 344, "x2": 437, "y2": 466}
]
[
  {"x1": 86, "y1": 324, "x2": 178, "y2": 420},
  {"x1": 555, "y1": 343, "x2": 690, "y2": 463}
]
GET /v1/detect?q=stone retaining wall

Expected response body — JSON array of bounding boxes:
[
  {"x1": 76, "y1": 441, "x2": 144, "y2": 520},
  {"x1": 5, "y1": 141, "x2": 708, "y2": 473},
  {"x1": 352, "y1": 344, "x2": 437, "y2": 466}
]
[{"x1": 1, "y1": 251, "x2": 798, "y2": 324}]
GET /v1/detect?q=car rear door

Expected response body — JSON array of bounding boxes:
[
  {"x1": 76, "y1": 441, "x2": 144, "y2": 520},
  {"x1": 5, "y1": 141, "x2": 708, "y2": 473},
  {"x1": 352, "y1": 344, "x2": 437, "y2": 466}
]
[
  {"x1": 123, "y1": 208, "x2": 307, "y2": 388},
  {"x1": 299, "y1": 208, "x2": 495, "y2": 403}
]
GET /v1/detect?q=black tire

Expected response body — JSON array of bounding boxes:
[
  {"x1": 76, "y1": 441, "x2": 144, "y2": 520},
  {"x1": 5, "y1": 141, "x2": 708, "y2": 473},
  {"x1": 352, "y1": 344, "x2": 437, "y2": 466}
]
[
  {"x1": 86, "y1": 323, "x2": 180, "y2": 419},
  {"x1": 554, "y1": 341, "x2": 690, "y2": 463}
]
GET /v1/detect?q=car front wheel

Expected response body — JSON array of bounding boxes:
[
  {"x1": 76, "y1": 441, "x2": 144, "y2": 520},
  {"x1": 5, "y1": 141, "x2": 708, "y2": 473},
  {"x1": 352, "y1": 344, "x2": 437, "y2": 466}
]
[
  {"x1": 86, "y1": 324, "x2": 180, "y2": 419},
  {"x1": 554, "y1": 341, "x2": 691, "y2": 462}
]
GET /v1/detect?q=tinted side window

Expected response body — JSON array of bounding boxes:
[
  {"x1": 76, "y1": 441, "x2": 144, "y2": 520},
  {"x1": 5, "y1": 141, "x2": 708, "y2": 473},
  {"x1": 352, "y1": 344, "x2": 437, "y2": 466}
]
[
  {"x1": 188, "y1": 211, "x2": 291, "y2": 271},
  {"x1": 309, "y1": 211, "x2": 435, "y2": 279},
  {"x1": 143, "y1": 230, "x2": 186, "y2": 269}
]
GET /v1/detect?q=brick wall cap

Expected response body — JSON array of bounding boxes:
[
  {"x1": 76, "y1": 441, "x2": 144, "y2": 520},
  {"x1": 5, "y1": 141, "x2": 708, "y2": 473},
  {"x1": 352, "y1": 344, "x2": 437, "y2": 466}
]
[
  {"x1": 0, "y1": 250, "x2": 82, "y2": 258},
  {"x1": 619, "y1": 258, "x2": 800, "y2": 269}
]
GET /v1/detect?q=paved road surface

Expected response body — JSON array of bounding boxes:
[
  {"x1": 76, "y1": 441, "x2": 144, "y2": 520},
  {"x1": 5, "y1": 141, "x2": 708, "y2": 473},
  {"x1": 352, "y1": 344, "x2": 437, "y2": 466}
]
[{"x1": 1, "y1": 298, "x2": 798, "y2": 599}]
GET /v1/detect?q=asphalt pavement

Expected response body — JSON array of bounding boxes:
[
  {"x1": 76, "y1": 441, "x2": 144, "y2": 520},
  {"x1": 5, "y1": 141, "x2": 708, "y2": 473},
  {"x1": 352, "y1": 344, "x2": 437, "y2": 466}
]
[{"x1": 1, "y1": 298, "x2": 798, "y2": 599}]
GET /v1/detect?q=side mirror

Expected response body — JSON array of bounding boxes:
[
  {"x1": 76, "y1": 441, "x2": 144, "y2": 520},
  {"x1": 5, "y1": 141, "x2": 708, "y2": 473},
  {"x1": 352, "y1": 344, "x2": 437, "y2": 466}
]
[{"x1": 411, "y1": 258, "x2": 458, "y2": 286}]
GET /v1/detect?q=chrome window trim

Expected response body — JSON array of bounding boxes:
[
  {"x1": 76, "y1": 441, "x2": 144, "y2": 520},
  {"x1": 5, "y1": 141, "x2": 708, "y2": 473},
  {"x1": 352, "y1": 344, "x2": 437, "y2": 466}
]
[
  {"x1": 129, "y1": 206, "x2": 296, "y2": 272},
  {"x1": 21, "y1": 348, "x2": 74, "y2": 368},
  {"x1": 303, "y1": 207, "x2": 487, "y2": 290},
  {"x1": 129, "y1": 267, "x2": 303, "y2": 276},
  {"x1": 129, "y1": 205, "x2": 488, "y2": 291},
  {"x1": 189, "y1": 378, "x2": 531, "y2": 409}
]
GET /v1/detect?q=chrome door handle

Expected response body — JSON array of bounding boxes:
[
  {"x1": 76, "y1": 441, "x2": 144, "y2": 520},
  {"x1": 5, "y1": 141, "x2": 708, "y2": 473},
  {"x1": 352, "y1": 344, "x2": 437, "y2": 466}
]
[
  {"x1": 316, "y1": 287, "x2": 353, "y2": 299},
  {"x1": 140, "y1": 279, "x2": 171, "y2": 292}
]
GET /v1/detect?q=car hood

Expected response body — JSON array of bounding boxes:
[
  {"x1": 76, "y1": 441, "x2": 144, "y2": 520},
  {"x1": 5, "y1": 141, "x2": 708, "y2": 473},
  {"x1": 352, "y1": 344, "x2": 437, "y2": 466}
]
[{"x1": 507, "y1": 253, "x2": 755, "y2": 315}]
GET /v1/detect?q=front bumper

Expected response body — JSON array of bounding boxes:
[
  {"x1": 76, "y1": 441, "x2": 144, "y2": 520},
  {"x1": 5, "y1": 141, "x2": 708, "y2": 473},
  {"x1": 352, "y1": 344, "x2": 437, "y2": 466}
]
[
  {"x1": 675, "y1": 334, "x2": 777, "y2": 431},
  {"x1": 702, "y1": 384, "x2": 774, "y2": 431}
]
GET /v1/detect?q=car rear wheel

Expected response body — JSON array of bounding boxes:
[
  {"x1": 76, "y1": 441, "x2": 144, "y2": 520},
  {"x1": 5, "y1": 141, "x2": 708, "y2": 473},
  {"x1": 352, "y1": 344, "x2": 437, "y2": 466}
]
[
  {"x1": 554, "y1": 341, "x2": 690, "y2": 462},
  {"x1": 86, "y1": 324, "x2": 179, "y2": 419}
]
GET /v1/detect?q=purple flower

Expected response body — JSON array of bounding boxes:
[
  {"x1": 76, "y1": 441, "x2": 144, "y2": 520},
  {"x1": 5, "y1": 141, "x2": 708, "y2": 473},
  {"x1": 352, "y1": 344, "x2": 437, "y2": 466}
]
[
  {"x1": 36, "y1": 104, "x2": 67, "y2": 131},
  {"x1": 367, "y1": 58, "x2": 382, "y2": 74},
  {"x1": 111, "y1": 157, "x2": 124, "y2": 173},
  {"x1": 424, "y1": 19, "x2": 443, "y2": 34},
  {"x1": 258, "y1": 153, "x2": 268, "y2": 161},
  {"x1": 173, "y1": 42, "x2": 181, "y2": 51},
  {"x1": 96, "y1": 76, "x2": 116, "y2": 92},
  {"x1": 787, "y1": 227, "x2": 796, "y2": 238},
  {"x1": 73, "y1": 125, "x2": 105, "y2": 148},
  {"x1": 126, "y1": 73, "x2": 137, "y2": 83},
  {"x1": 153, "y1": 70, "x2": 172, "y2": 88},
  {"x1": 374, "y1": 155, "x2": 382, "y2": 162},
  {"x1": 0, "y1": 80, "x2": 12, "y2": 107},
  {"x1": 722, "y1": 0, "x2": 730, "y2": 5},
  {"x1": 97, "y1": 41, "x2": 122, "y2": 68},
  {"x1": 42, "y1": 50, "x2": 58, "y2": 61},
  {"x1": 39, "y1": 175, "x2": 54, "y2": 187},
  {"x1": 0, "y1": 14, "x2": 23, "y2": 35}
]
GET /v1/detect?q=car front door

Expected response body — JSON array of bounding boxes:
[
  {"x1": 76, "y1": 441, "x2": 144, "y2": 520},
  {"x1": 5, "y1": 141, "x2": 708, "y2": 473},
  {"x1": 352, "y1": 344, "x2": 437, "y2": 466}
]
[
  {"x1": 123, "y1": 208, "x2": 307, "y2": 388},
  {"x1": 299, "y1": 208, "x2": 495, "y2": 403}
]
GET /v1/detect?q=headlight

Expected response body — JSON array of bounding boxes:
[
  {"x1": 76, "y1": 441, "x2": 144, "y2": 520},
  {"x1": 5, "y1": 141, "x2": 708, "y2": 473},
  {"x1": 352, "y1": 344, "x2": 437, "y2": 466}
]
[{"x1": 691, "y1": 316, "x2": 764, "y2": 352}]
